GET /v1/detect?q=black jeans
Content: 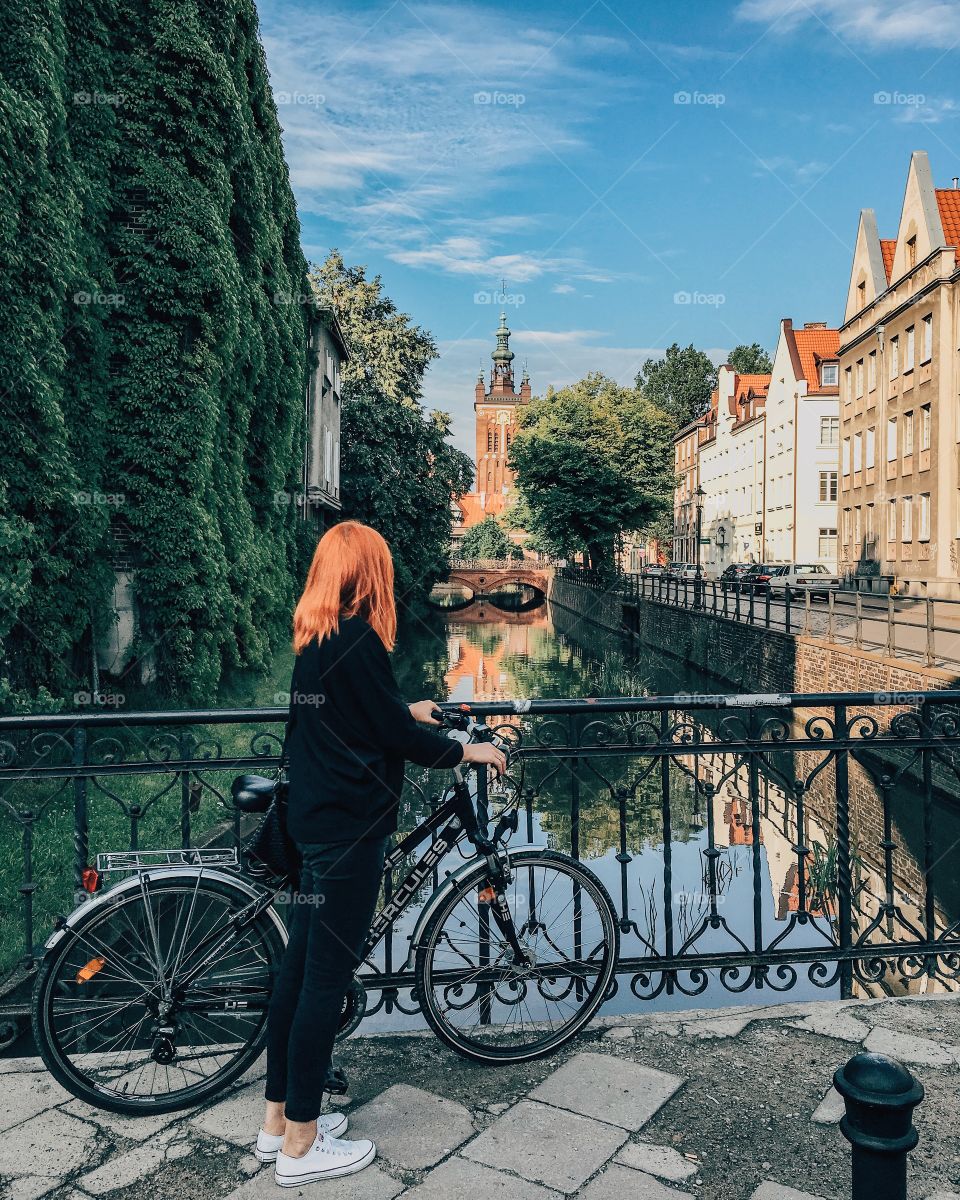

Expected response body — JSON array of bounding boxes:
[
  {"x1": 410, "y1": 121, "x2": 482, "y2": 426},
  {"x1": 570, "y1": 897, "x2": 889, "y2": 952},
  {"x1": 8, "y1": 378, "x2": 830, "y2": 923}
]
[{"x1": 265, "y1": 837, "x2": 387, "y2": 1122}]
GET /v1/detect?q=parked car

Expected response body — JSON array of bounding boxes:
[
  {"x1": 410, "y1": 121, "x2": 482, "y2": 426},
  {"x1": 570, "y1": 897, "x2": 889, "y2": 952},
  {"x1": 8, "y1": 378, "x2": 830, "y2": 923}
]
[
  {"x1": 719, "y1": 563, "x2": 753, "y2": 585},
  {"x1": 767, "y1": 563, "x2": 840, "y2": 599},
  {"x1": 642, "y1": 563, "x2": 667, "y2": 577},
  {"x1": 667, "y1": 562, "x2": 698, "y2": 582},
  {"x1": 739, "y1": 563, "x2": 777, "y2": 593}
]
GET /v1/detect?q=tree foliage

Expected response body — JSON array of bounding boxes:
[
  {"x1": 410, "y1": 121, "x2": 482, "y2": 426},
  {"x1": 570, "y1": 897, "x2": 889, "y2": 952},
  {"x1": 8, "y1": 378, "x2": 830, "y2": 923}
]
[
  {"x1": 728, "y1": 342, "x2": 772, "y2": 374},
  {"x1": 459, "y1": 517, "x2": 521, "y2": 560},
  {"x1": 509, "y1": 374, "x2": 674, "y2": 573},
  {"x1": 636, "y1": 343, "x2": 717, "y2": 428},
  {"x1": 1, "y1": 0, "x2": 311, "y2": 706}
]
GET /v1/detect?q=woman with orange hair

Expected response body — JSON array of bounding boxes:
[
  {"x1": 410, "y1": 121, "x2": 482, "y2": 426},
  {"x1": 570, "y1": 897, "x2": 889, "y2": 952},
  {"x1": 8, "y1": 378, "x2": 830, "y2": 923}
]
[{"x1": 257, "y1": 521, "x2": 505, "y2": 1187}]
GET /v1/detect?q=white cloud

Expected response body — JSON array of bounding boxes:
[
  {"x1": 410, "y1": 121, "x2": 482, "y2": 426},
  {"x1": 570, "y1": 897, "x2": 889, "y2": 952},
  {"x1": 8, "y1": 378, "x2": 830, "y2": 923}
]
[
  {"x1": 552, "y1": 283, "x2": 576, "y2": 294},
  {"x1": 736, "y1": 0, "x2": 960, "y2": 49},
  {"x1": 895, "y1": 97, "x2": 959, "y2": 124}
]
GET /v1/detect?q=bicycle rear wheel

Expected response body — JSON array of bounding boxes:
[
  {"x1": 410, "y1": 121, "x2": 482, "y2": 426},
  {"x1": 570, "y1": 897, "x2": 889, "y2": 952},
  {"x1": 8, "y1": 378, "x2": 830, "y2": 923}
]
[
  {"x1": 415, "y1": 849, "x2": 619, "y2": 1063},
  {"x1": 33, "y1": 872, "x2": 285, "y2": 1114}
]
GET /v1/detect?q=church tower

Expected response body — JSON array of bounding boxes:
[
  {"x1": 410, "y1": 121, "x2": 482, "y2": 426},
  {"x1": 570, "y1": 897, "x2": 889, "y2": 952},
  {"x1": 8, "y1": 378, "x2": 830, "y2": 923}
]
[{"x1": 473, "y1": 312, "x2": 531, "y2": 500}]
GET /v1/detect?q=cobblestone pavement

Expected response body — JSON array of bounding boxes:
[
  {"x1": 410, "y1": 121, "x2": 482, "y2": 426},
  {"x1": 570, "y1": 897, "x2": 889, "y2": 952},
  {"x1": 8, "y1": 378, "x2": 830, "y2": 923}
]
[{"x1": 2, "y1": 992, "x2": 959, "y2": 1200}]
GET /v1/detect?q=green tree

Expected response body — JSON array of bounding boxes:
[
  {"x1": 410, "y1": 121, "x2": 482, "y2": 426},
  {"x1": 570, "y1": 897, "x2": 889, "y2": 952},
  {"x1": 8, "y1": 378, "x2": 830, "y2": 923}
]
[
  {"x1": 459, "y1": 517, "x2": 521, "y2": 560},
  {"x1": 728, "y1": 342, "x2": 772, "y2": 374},
  {"x1": 509, "y1": 374, "x2": 673, "y2": 574},
  {"x1": 310, "y1": 252, "x2": 436, "y2": 406},
  {"x1": 636, "y1": 343, "x2": 717, "y2": 428}
]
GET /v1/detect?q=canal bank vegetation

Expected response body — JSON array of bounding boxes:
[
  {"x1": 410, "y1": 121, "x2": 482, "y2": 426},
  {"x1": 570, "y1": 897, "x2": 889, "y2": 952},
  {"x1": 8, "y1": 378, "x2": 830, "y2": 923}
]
[{"x1": 509, "y1": 373, "x2": 675, "y2": 574}]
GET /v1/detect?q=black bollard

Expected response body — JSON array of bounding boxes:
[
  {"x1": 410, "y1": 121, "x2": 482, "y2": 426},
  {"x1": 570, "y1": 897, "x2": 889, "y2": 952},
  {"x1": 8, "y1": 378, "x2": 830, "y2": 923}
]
[{"x1": 834, "y1": 1052, "x2": 924, "y2": 1200}]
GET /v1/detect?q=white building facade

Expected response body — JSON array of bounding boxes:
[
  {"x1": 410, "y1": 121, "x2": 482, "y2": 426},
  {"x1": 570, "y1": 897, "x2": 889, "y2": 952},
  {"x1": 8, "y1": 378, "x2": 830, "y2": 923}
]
[{"x1": 763, "y1": 320, "x2": 841, "y2": 567}]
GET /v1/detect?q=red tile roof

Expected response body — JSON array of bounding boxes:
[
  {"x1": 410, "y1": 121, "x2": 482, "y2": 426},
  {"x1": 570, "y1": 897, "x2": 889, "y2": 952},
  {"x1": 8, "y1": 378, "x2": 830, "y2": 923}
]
[
  {"x1": 935, "y1": 189, "x2": 960, "y2": 263},
  {"x1": 880, "y1": 239, "x2": 897, "y2": 281},
  {"x1": 456, "y1": 491, "x2": 507, "y2": 527},
  {"x1": 793, "y1": 327, "x2": 839, "y2": 392},
  {"x1": 731, "y1": 373, "x2": 770, "y2": 423}
]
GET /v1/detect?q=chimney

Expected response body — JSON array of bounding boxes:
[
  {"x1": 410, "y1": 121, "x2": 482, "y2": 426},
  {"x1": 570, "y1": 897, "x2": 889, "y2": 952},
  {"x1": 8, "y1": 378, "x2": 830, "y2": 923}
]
[
  {"x1": 953, "y1": 176, "x2": 959, "y2": 189},
  {"x1": 803, "y1": 322, "x2": 828, "y2": 329}
]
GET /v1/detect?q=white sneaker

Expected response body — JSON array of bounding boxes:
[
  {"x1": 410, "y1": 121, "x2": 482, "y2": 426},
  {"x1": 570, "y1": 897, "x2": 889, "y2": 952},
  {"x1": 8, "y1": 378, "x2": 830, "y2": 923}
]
[
  {"x1": 275, "y1": 1132, "x2": 376, "y2": 1186},
  {"x1": 254, "y1": 1113, "x2": 348, "y2": 1163}
]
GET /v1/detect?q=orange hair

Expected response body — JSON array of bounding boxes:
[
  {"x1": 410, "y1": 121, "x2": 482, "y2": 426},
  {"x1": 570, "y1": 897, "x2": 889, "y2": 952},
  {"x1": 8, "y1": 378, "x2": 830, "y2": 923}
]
[{"x1": 293, "y1": 521, "x2": 397, "y2": 653}]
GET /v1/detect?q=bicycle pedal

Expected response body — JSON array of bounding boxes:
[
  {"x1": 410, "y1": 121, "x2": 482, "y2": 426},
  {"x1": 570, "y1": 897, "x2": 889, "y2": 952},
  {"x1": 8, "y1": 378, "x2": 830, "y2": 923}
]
[{"x1": 323, "y1": 1066, "x2": 348, "y2": 1096}]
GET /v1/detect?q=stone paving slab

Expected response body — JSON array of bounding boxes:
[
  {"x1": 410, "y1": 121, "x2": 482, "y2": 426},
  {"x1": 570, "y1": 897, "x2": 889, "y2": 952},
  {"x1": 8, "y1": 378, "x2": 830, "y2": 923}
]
[
  {"x1": 59, "y1": 1097, "x2": 181, "y2": 1142},
  {"x1": 462, "y1": 1100, "x2": 628, "y2": 1194},
  {"x1": 580, "y1": 1161, "x2": 694, "y2": 1199},
  {"x1": 530, "y1": 1051, "x2": 683, "y2": 1131},
  {"x1": 348, "y1": 1083, "x2": 475, "y2": 1171},
  {"x1": 865, "y1": 1024, "x2": 960, "y2": 1067},
  {"x1": 77, "y1": 1126, "x2": 193, "y2": 1196},
  {"x1": 750, "y1": 1183, "x2": 831, "y2": 1200},
  {"x1": 0, "y1": 1072, "x2": 72, "y2": 1135},
  {"x1": 615, "y1": 1139, "x2": 699, "y2": 1181},
  {"x1": 190, "y1": 1081, "x2": 265, "y2": 1148},
  {"x1": 0, "y1": 1109, "x2": 98, "y2": 1192},
  {"x1": 399, "y1": 1156, "x2": 563, "y2": 1199},
  {"x1": 224, "y1": 1163, "x2": 404, "y2": 1200},
  {"x1": 810, "y1": 1085, "x2": 845, "y2": 1126}
]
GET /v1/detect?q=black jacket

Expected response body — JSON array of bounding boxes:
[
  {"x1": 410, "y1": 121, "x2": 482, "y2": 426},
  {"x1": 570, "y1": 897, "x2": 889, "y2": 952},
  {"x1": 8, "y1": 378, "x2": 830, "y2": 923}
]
[{"x1": 286, "y1": 615, "x2": 464, "y2": 843}]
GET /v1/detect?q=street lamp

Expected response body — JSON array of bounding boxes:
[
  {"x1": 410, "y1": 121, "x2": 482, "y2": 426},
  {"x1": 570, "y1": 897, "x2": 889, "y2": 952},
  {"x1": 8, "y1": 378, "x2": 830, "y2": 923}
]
[{"x1": 694, "y1": 484, "x2": 705, "y2": 607}]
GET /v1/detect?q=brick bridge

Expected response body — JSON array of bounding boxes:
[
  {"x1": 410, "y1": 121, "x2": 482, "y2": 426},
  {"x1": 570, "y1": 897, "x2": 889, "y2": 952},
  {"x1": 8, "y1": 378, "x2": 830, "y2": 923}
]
[{"x1": 445, "y1": 559, "x2": 553, "y2": 599}]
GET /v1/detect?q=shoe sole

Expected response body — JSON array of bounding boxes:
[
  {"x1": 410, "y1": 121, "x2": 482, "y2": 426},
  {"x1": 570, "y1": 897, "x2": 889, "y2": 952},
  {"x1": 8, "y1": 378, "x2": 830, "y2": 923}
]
[
  {"x1": 274, "y1": 1142, "x2": 376, "y2": 1185},
  {"x1": 254, "y1": 1117, "x2": 349, "y2": 1163}
]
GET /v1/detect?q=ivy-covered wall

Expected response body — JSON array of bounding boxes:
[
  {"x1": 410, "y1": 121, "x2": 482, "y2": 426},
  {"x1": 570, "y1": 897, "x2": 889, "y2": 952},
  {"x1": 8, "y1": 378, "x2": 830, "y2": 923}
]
[{"x1": 0, "y1": 0, "x2": 311, "y2": 709}]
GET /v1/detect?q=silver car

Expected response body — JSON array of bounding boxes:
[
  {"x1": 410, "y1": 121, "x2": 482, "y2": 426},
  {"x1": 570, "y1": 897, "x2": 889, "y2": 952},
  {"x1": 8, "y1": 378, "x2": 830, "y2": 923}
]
[{"x1": 768, "y1": 563, "x2": 840, "y2": 599}]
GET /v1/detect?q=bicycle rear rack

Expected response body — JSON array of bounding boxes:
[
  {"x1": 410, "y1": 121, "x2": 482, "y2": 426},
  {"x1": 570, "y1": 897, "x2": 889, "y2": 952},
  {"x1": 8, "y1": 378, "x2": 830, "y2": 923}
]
[{"x1": 95, "y1": 848, "x2": 239, "y2": 874}]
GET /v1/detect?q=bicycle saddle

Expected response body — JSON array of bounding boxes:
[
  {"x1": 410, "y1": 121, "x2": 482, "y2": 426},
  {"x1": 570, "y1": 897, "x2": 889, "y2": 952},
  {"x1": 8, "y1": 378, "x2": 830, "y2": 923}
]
[{"x1": 230, "y1": 774, "x2": 277, "y2": 813}]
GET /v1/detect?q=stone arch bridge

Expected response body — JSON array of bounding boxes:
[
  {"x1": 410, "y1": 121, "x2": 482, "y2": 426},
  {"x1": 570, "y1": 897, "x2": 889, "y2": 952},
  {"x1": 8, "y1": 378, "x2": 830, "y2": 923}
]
[{"x1": 443, "y1": 559, "x2": 553, "y2": 601}]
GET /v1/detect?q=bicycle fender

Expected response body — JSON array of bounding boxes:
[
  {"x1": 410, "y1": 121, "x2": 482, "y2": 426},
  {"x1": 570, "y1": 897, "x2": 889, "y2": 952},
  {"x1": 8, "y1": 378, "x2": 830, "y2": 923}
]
[
  {"x1": 41, "y1": 868, "x2": 287, "y2": 955},
  {"x1": 402, "y1": 842, "x2": 540, "y2": 970}
]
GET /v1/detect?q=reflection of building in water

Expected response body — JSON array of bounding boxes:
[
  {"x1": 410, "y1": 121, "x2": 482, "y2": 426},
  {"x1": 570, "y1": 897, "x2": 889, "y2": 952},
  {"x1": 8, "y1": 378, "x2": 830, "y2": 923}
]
[{"x1": 445, "y1": 619, "x2": 548, "y2": 702}]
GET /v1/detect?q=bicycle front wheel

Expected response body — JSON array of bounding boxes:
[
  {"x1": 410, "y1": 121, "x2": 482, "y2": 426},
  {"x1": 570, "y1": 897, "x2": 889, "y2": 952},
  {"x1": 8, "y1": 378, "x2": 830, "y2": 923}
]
[
  {"x1": 33, "y1": 873, "x2": 285, "y2": 1114},
  {"x1": 415, "y1": 849, "x2": 619, "y2": 1063}
]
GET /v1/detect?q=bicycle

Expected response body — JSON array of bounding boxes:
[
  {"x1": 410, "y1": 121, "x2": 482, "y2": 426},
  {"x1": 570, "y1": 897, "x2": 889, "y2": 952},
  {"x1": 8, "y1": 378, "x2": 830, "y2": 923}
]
[{"x1": 32, "y1": 706, "x2": 620, "y2": 1114}]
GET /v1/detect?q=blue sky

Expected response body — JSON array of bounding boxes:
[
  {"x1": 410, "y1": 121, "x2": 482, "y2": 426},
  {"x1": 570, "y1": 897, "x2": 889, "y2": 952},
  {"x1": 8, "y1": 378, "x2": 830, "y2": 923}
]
[{"x1": 257, "y1": 0, "x2": 960, "y2": 455}]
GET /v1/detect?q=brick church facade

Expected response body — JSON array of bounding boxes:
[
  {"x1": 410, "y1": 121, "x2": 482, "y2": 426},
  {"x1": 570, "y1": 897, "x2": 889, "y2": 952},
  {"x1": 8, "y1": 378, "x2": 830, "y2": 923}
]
[{"x1": 453, "y1": 312, "x2": 531, "y2": 543}]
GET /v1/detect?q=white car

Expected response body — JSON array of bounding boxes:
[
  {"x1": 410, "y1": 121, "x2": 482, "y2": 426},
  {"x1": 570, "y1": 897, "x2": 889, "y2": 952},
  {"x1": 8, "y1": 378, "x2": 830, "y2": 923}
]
[
  {"x1": 767, "y1": 563, "x2": 840, "y2": 599},
  {"x1": 668, "y1": 562, "x2": 699, "y2": 581}
]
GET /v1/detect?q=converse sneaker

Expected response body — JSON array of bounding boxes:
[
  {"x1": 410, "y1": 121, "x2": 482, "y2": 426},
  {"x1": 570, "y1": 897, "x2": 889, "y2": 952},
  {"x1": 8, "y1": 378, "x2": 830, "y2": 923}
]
[
  {"x1": 275, "y1": 1132, "x2": 376, "y2": 1186},
  {"x1": 254, "y1": 1112, "x2": 348, "y2": 1163}
]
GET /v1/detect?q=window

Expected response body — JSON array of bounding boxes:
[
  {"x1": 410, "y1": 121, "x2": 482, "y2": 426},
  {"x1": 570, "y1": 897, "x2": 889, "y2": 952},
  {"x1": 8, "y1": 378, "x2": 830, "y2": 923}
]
[
  {"x1": 868, "y1": 350, "x2": 877, "y2": 392},
  {"x1": 902, "y1": 495, "x2": 913, "y2": 541},
  {"x1": 853, "y1": 431, "x2": 863, "y2": 472},
  {"x1": 821, "y1": 362, "x2": 838, "y2": 387},
  {"x1": 333, "y1": 440, "x2": 340, "y2": 494},
  {"x1": 487, "y1": 429, "x2": 494, "y2": 452},
  {"x1": 820, "y1": 415, "x2": 839, "y2": 445},
  {"x1": 920, "y1": 404, "x2": 931, "y2": 451},
  {"x1": 857, "y1": 280, "x2": 866, "y2": 308},
  {"x1": 855, "y1": 359, "x2": 864, "y2": 398},
  {"x1": 844, "y1": 366, "x2": 853, "y2": 402},
  {"x1": 854, "y1": 506, "x2": 862, "y2": 547},
  {"x1": 866, "y1": 426, "x2": 876, "y2": 469},
  {"x1": 907, "y1": 235, "x2": 917, "y2": 269},
  {"x1": 842, "y1": 508, "x2": 851, "y2": 545},
  {"x1": 887, "y1": 498, "x2": 897, "y2": 540},
  {"x1": 886, "y1": 416, "x2": 897, "y2": 462},
  {"x1": 890, "y1": 336, "x2": 899, "y2": 379},
  {"x1": 922, "y1": 314, "x2": 933, "y2": 363},
  {"x1": 906, "y1": 325, "x2": 915, "y2": 371},
  {"x1": 819, "y1": 470, "x2": 838, "y2": 502},
  {"x1": 903, "y1": 411, "x2": 914, "y2": 457},
  {"x1": 842, "y1": 437, "x2": 851, "y2": 475},
  {"x1": 865, "y1": 503, "x2": 875, "y2": 543},
  {"x1": 324, "y1": 429, "x2": 333, "y2": 483},
  {"x1": 819, "y1": 527, "x2": 837, "y2": 558},
  {"x1": 918, "y1": 493, "x2": 931, "y2": 541}
]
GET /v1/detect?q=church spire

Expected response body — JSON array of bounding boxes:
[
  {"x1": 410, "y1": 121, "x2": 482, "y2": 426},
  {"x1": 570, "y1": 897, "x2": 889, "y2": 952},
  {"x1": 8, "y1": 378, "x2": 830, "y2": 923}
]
[{"x1": 490, "y1": 312, "x2": 515, "y2": 392}]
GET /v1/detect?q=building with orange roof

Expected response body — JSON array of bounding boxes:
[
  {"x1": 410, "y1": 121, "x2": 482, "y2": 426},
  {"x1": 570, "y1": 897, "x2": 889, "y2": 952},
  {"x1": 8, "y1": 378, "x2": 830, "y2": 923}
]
[
  {"x1": 839, "y1": 151, "x2": 960, "y2": 597},
  {"x1": 697, "y1": 364, "x2": 771, "y2": 572},
  {"x1": 763, "y1": 319, "x2": 841, "y2": 566},
  {"x1": 451, "y1": 313, "x2": 531, "y2": 553}
]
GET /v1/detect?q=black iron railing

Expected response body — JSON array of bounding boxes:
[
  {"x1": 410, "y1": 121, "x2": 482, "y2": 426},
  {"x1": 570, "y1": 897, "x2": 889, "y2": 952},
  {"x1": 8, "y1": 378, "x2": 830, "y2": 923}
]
[{"x1": 2, "y1": 691, "x2": 960, "y2": 1044}]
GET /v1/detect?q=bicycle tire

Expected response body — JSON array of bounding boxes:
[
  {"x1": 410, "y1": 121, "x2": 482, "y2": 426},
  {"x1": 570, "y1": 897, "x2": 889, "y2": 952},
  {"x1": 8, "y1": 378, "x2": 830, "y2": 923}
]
[
  {"x1": 415, "y1": 848, "x2": 619, "y2": 1064},
  {"x1": 33, "y1": 873, "x2": 285, "y2": 1115}
]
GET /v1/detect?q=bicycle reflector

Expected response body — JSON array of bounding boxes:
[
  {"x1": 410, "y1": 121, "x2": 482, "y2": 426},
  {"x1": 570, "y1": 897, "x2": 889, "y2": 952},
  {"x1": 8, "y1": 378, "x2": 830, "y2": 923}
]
[
  {"x1": 76, "y1": 956, "x2": 106, "y2": 984},
  {"x1": 80, "y1": 867, "x2": 100, "y2": 894},
  {"x1": 477, "y1": 886, "x2": 496, "y2": 904}
]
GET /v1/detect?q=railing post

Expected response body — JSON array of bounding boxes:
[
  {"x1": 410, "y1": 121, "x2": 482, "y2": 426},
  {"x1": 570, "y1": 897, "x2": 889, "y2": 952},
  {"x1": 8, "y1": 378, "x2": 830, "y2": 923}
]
[
  {"x1": 764, "y1": 586, "x2": 771, "y2": 629},
  {"x1": 722, "y1": 581, "x2": 729, "y2": 619},
  {"x1": 834, "y1": 1053, "x2": 923, "y2": 1200},
  {"x1": 748, "y1": 584, "x2": 755, "y2": 624},
  {"x1": 828, "y1": 590, "x2": 836, "y2": 642},
  {"x1": 785, "y1": 585, "x2": 791, "y2": 634},
  {"x1": 834, "y1": 702, "x2": 853, "y2": 1000},
  {"x1": 804, "y1": 586, "x2": 811, "y2": 634},
  {"x1": 925, "y1": 598, "x2": 934, "y2": 666},
  {"x1": 72, "y1": 726, "x2": 88, "y2": 896},
  {"x1": 855, "y1": 591, "x2": 863, "y2": 650},
  {"x1": 886, "y1": 595, "x2": 895, "y2": 658}
]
